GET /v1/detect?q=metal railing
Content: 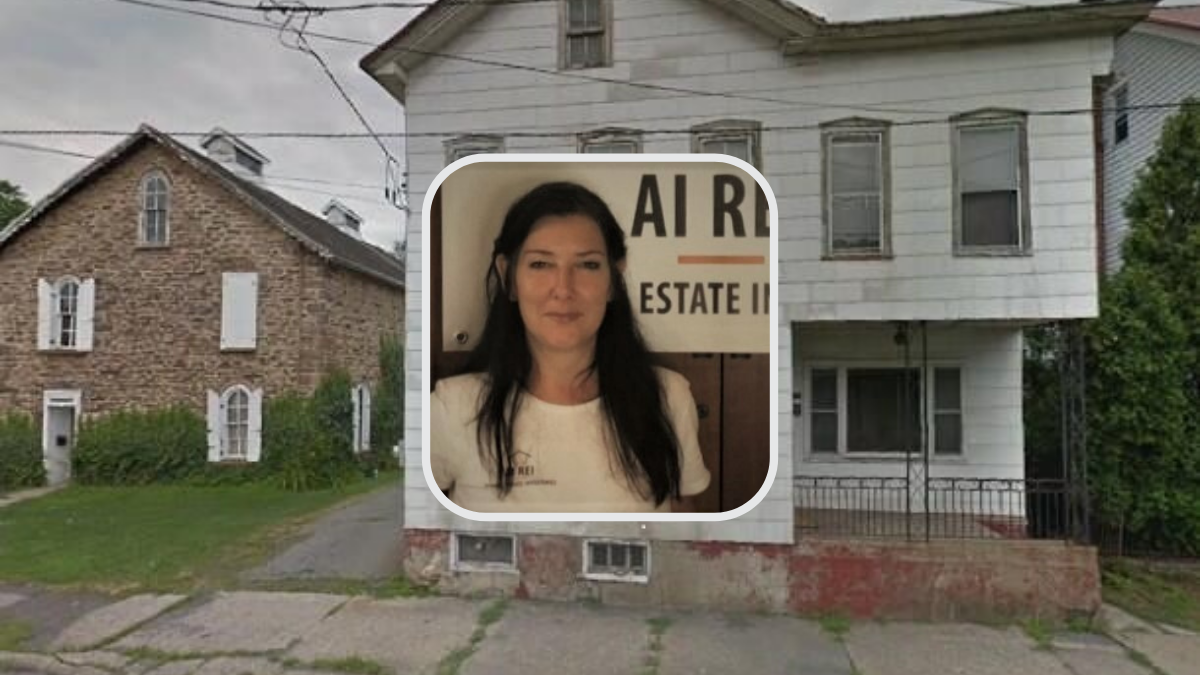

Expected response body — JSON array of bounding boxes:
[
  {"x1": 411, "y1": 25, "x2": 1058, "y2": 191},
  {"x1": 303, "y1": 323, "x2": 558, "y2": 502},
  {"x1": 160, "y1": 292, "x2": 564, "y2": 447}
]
[{"x1": 793, "y1": 476, "x2": 1075, "y2": 542}]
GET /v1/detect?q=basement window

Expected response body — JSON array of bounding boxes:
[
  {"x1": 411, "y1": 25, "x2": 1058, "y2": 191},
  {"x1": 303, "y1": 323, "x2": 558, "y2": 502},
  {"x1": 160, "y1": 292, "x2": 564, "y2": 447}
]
[
  {"x1": 452, "y1": 533, "x2": 517, "y2": 572},
  {"x1": 583, "y1": 540, "x2": 650, "y2": 582}
]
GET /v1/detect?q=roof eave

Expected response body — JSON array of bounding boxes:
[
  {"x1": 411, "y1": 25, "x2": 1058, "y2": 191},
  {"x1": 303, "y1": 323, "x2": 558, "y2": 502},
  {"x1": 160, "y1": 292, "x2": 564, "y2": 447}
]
[{"x1": 784, "y1": 1, "x2": 1157, "y2": 57}]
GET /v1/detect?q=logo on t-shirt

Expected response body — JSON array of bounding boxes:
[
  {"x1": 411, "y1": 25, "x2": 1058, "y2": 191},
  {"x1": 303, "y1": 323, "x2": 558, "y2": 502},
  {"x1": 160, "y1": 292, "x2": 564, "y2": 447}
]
[{"x1": 513, "y1": 450, "x2": 535, "y2": 477}]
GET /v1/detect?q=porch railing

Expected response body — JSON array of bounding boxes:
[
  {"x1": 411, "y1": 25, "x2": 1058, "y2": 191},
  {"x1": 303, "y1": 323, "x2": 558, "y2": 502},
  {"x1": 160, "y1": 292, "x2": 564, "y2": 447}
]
[{"x1": 793, "y1": 476, "x2": 1076, "y2": 542}]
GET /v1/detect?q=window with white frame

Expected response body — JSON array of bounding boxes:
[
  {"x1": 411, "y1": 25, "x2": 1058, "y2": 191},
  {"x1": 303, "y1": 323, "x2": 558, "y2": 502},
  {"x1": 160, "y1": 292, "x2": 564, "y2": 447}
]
[
  {"x1": 1114, "y1": 85, "x2": 1130, "y2": 145},
  {"x1": 561, "y1": 0, "x2": 609, "y2": 70},
  {"x1": 584, "y1": 540, "x2": 649, "y2": 581},
  {"x1": 691, "y1": 120, "x2": 761, "y2": 169},
  {"x1": 207, "y1": 386, "x2": 262, "y2": 462},
  {"x1": 140, "y1": 171, "x2": 170, "y2": 246},
  {"x1": 823, "y1": 122, "x2": 889, "y2": 256},
  {"x1": 954, "y1": 111, "x2": 1029, "y2": 253},
  {"x1": 444, "y1": 134, "x2": 504, "y2": 166},
  {"x1": 37, "y1": 277, "x2": 95, "y2": 352},
  {"x1": 804, "y1": 365, "x2": 963, "y2": 456},
  {"x1": 579, "y1": 128, "x2": 641, "y2": 154}
]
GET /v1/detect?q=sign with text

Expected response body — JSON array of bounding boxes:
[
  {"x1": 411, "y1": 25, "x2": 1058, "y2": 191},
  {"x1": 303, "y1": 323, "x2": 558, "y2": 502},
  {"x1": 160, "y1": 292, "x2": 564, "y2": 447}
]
[{"x1": 440, "y1": 160, "x2": 772, "y2": 354}]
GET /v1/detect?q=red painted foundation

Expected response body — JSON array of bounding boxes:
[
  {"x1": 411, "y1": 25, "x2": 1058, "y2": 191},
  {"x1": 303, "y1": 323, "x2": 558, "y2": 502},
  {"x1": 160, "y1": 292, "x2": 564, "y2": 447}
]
[{"x1": 402, "y1": 529, "x2": 1100, "y2": 621}]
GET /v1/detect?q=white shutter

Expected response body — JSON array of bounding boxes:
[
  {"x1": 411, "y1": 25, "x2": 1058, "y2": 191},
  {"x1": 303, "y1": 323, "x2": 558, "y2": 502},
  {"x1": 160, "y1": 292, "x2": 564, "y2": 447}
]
[
  {"x1": 221, "y1": 272, "x2": 258, "y2": 350},
  {"x1": 37, "y1": 279, "x2": 52, "y2": 350},
  {"x1": 77, "y1": 279, "x2": 95, "y2": 351},
  {"x1": 351, "y1": 386, "x2": 361, "y2": 453},
  {"x1": 206, "y1": 390, "x2": 221, "y2": 462},
  {"x1": 247, "y1": 388, "x2": 263, "y2": 462},
  {"x1": 361, "y1": 387, "x2": 372, "y2": 452}
]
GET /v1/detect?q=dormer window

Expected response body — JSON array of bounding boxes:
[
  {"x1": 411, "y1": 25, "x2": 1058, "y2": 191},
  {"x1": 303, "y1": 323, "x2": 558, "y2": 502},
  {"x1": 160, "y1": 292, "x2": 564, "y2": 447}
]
[
  {"x1": 234, "y1": 148, "x2": 263, "y2": 175},
  {"x1": 139, "y1": 171, "x2": 170, "y2": 246},
  {"x1": 561, "y1": 0, "x2": 611, "y2": 70}
]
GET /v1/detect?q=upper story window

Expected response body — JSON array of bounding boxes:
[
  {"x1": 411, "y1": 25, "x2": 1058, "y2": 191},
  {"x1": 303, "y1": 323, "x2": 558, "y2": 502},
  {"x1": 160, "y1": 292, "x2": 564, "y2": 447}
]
[
  {"x1": 579, "y1": 128, "x2": 641, "y2": 154},
  {"x1": 54, "y1": 278, "x2": 79, "y2": 349},
  {"x1": 561, "y1": 0, "x2": 611, "y2": 70},
  {"x1": 444, "y1": 134, "x2": 505, "y2": 167},
  {"x1": 1114, "y1": 85, "x2": 1130, "y2": 145},
  {"x1": 822, "y1": 119, "x2": 891, "y2": 258},
  {"x1": 691, "y1": 120, "x2": 762, "y2": 170},
  {"x1": 139, "y1": 171, "x2": 170, "y2": 246},
  {"x1": 953, "y1": 110, "x2": 1030, "y2": 255}
]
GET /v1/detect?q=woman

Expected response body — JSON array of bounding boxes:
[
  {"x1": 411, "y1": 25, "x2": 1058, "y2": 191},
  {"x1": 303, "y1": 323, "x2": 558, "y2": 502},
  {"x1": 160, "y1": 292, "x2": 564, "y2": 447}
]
[{"x1": 431, "y1": 181, "x2": 710, "y2": 513}]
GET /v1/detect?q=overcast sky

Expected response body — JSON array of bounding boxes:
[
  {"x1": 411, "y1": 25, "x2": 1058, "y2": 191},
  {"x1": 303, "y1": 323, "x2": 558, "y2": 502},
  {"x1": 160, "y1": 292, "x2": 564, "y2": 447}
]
[{"x1": 0, "y1": 0, "x2": 1190, "y2": 249}]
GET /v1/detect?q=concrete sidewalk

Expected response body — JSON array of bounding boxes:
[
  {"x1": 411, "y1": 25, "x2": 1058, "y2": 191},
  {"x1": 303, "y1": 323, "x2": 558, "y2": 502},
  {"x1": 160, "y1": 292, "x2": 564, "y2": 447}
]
[{"x1": 1, "y1": 589, "x2": 1198, "y2": 675}]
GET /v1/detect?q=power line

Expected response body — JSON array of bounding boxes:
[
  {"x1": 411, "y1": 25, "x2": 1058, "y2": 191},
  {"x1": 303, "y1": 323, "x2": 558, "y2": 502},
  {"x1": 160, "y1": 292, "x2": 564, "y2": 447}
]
[
  {"x1": 1, "y1": 101, "x2": 1196, "y2": 141},
  {"x1": 161, "y1": 0, "x2": 557, "y2": 11},
  {"x1": 0, "y1": 139, "x2": 97, "y2": 160}
]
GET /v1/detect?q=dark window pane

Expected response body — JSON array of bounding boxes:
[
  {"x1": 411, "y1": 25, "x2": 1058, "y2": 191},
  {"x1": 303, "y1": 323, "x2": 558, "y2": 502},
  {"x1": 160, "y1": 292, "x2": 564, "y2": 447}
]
[
  {"x1": 811, "y1": 369, "x2": 837, "y2": 408},
  {"x1": 459, "y1": 535, "x2": 515, "y2": 565},
  {"x1": 811, "y1": 413, "x2": 838, "y2": 453},
  {"x1": 935, "y1": 414, "x2": 962, "y2": 455},
  {"x1": 847, "y1": 369, "x2": 920, "y2": 453},
  {"x1": 935, "y1": 368, "x2": 961, "y2": 409},
  {"x1": 831, "y1": 195, "x2": 881, "y2": 251},
  {"x1": 629, "y1": 545, "x2": 645, "y2": 570},
  {"x1": 962, "y1": 191, "x2": 1019, "y2": 247},
  {"x1": 591, "y1": 543, "x2": 608, "y2": 567},
  {"x1": 611, "y1": 545, "x2": 626, "y2": 568}
]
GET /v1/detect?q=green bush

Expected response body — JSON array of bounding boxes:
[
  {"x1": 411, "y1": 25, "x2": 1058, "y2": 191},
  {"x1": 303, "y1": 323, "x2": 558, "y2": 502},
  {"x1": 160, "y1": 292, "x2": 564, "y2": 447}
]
[
  {"x1": 73, "y1": 407, "x2": 207, "y2": 485},
  {"x1": 372, "y1": 334, "x2": 405, "y2": 456},
  {"x1": 262, "y1": 391, "x2": 358, "y2": 492},
  {"x1": 312, "y1": 368, "x2": 354, "y2": 453},
  {"x1": 0, "y1": 414, "x2": 44, "y2": 490}
]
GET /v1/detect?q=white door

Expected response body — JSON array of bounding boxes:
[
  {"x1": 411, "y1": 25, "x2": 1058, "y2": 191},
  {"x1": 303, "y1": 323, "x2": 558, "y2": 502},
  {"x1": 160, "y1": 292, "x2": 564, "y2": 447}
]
[{"x1": 43, "y1": 390, "x2": 81, "y2": 487}]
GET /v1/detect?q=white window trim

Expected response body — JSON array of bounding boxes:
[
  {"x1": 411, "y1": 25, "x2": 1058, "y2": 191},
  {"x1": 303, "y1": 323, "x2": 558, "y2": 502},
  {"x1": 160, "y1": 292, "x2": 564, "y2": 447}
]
[
  {"x1": 578, "y1": 127, "x2": 642, "y2": 154},
  {"x1": 581, "y1": 539, "x2": 651, "y2": 584},
  {"x1": 559, "y1": 0, "x2": 613, "y2": 71},
  {"x1": 690, "y1": 120, "x2": 763, "y2": 170},
  {"x1": 821, "y1": 119, "x2": 891, "y2": 258},
  {"x1": 444, "y1": 134, "x2": 505, "y2": 167},
  {"x1": 800, "y1": 362, "x2": 965, "y2": 461},
  {"x1": 138, "y1": 170, "x2": 170, "y2": 247},
  {"x1": 219, "y1": 385, "x2": 252, "y2": 461},
  {"x1": 451, "y1": 532, "x2": 519, "y2": 573},
  {"x1": 51, "y1": 276, "x2": 81, "y2": 350},
  {"x1": 951, "y1": 110, "x2": 1031, "y2": 256},
  {"x1": 352, "y1": 383, "x2": 372, "y2": 454}
]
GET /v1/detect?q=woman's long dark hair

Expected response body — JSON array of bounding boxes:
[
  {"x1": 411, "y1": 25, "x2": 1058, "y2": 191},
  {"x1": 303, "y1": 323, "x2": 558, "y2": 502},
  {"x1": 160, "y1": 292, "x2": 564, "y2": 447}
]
[{"x1": 463, "y1": 181, "x2": 683, "y2": 506}]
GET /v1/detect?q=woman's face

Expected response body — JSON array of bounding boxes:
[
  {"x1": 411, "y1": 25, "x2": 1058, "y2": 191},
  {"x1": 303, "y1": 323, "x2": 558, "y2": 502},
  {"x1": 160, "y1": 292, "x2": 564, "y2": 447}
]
[{"x1": 506, "y1": 213, "x2": 618, "y2": 358}]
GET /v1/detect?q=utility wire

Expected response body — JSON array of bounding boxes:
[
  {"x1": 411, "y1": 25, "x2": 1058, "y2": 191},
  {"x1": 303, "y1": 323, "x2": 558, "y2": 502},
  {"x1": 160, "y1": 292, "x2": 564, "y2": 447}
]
[{"x1": 0, "y1": 139, "x2": 97, "y2": 160}]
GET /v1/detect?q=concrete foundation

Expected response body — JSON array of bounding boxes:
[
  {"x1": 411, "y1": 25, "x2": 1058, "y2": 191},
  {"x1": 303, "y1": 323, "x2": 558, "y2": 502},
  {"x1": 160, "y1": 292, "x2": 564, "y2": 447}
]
[{"x1": 403, "y1": 529, "x2": 1100, "y2": 620}]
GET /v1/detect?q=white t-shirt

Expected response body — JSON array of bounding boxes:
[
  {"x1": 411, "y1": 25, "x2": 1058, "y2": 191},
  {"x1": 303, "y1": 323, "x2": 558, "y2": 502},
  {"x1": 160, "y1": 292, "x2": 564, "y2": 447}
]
[{"x1": 430, "y1": 367, "x2": 711, "y2": 513}]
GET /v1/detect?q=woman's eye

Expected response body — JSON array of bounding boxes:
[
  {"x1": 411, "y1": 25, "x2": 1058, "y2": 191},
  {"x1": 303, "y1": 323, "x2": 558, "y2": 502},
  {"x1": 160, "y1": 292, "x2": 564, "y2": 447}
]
[
  {"x1": 529, "y1": 260, "x2": 550, "y2": 269},
  {"x1": 581, "y1": 261, "x2": 602, "y2": 270}
]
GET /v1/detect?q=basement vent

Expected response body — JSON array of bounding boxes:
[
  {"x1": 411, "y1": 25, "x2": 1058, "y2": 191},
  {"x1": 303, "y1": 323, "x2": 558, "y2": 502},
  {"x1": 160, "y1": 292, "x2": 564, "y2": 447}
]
[
  {"x1": 453, "y1": 533, "x2": 517, "y2": 571},
  {"x1": 584, "y1": 540, "x2": 650, "y2": 582}
]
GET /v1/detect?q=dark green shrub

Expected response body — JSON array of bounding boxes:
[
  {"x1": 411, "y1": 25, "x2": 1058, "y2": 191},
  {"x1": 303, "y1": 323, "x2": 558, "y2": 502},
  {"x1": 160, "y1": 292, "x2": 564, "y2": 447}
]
[
  {"x1": 0, "y1": 413, "x2": 44, "y2": 490},
  {"x1": 371, "y1": 334, "x2": 405, "y2": 457},
  {"x1": 73, "y1": 407, "x2": 207, "y2": 485},
  {"x1": 262, "y1": 392, "x2": 358, "y2": 492},
  {"x1": 312, "y1": 368, "x2": 354, "y2": 454}
]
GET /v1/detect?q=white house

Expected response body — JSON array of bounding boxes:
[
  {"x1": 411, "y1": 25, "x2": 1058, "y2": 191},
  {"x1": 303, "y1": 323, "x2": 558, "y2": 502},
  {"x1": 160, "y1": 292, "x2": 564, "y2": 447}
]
[
  {"x1": 361, "y1": 0, "x2": 1153, "y2": 617},
  {"x1": 1102, "y1": 6, "x2": 1200, "y2": 274}
]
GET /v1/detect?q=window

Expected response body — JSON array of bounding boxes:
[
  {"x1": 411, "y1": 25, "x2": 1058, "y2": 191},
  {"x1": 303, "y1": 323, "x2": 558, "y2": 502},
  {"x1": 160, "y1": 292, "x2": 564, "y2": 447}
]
[
  {"x1": 803, "y1": 365, "x2": 963, "y2": 457},
  {"x1": 54, "y1": 279, "x2": 79, "y2": 349},
  {"x1": 352, "y1": 384, "x2": 372, "y2": 453},
  {"x1": 561, "y1": 0, "x2": 610, "y2": 70},
  {"x1": 1114, "y1": 85, "x2": 1130, "y2": 145},
  {"x1": 691, "y1": 120, "x2": 762, "y2": 169},
  {"x1": 823, "y1": 121, "x2": 890, "y2": 256},
  {"x1": 584, "y1": 540, "x2": 649, "y2": 582},
  {"x1": 579, "y1": 128, "x2": 641, "y2": 154},
  {"x1": 453, "y1": 534, "x2": 517, "y2": 571},
  {"x1": 444, "y1": 134, "x2": 505, "y2": 166},
  {"x1": 224, "y1": 387, "x2": 249, "y2": 460},
  {"x1": 139, "y1": 171, "x2": 169, "y2": 246},
  {"x1": 37, "y1": 277, "x2": 94, "y2": 351},
  {"x1": 207, "y1": 386, "x2": 262, "y2": 462},
  {"x1": 953, "y1": 111, "x2": 1029, "y2": 254}
]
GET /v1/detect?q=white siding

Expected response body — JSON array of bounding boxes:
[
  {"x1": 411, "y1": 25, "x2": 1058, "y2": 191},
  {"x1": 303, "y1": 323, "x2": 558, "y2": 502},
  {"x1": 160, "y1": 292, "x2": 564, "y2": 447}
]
[
  {"x1": 398, "y1": 0, "x2": 1113, "y2": 544},
  {"x1": 1103, "y1": 26, "x2": 1200, "y2": 274},
  {"x1": 793, "y1": 323, "x2": 1024, "y2": 482}
]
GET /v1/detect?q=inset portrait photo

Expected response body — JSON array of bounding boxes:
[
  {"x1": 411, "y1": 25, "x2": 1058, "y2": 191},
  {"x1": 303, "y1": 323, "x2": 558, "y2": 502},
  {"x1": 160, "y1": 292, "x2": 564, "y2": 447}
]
[{"x1": 423, "y1": 157, "x2": 777, "y2": 519}]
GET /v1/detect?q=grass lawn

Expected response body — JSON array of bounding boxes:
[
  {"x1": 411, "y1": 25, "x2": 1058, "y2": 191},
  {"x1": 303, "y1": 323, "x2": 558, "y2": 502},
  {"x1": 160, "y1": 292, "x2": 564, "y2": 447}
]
[
  {"x1": 1103, "y1": 559, "x2": 1200, "y2": 632},
  {"x1": 0, "y1": 472, "x2": 399, "y2": 592}
]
